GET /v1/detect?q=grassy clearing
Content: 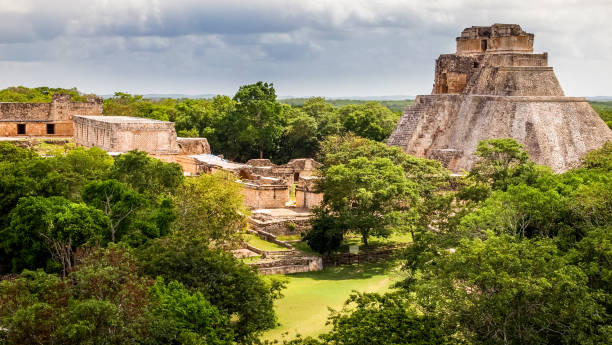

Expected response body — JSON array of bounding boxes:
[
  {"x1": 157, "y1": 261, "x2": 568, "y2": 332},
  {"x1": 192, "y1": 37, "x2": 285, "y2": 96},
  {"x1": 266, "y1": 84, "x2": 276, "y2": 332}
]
[
  {"x1": 276, "y1": 234, "x2": 302, "y2": 241},
  {"x1": 243, "y1": 234, "x2": 290, "y2": 251},
  {"x1": 260, "y1": 261, "x2": 403, "y2": 341}
]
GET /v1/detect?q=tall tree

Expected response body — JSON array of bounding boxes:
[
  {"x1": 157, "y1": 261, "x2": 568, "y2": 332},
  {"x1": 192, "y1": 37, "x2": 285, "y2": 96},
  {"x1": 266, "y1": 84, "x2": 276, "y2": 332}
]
[
  {"x1": 317, "y1": 157, "x2": 415, "y2": 245},
  {"x1": 82, "y1": 179, "x2": 146, "y2": 243},
  {"x1": 233, "y1": 81, "x2": 285, "y2": 159},
  {"x1": 1, "y1": 196, "x2": 108, "y2": 274}
]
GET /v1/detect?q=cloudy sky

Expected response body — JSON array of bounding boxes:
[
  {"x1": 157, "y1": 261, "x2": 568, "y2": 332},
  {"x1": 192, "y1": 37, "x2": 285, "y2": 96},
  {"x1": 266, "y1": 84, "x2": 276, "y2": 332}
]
[{"x1": 0, "y1": 0, "x2": 610, "y2": 97}]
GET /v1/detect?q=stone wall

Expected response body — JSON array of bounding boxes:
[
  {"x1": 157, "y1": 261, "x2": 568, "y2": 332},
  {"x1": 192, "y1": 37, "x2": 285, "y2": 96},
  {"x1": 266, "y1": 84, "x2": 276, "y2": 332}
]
[
  {"x1": 177, "y1": 137, "x2": 210, "y2": 155},
  {"x1": 250, "y1": 256, "x2": 323, "y2": 275},
  {"x1": 241, "y1": 182, "x2": 289, "y2": 209},
  {"x1": 0, "y1": 94, "x2": 102, "y2": 137},
  {"x1": 295, "y1": 176, "x2": 323, "y2": 210},
  {"x1": 73, "y1": 116, "x2": 178, "y2": 156}
]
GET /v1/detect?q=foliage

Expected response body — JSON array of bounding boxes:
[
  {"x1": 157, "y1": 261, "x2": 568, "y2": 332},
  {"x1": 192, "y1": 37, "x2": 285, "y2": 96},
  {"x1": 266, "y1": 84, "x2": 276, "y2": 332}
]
[
  {"x1": 304, "y1": 210, "x2": 344, "y2": 254},
  {"x1": 83, "y1": 179, "x2": 146, "y2": 243},
  {"x1": 293, "y1": 292, "x2": 447, "y2": 345},
  {"x1": 108, "y1": 150, "x2": 183, "y2": 196},
  {"x1": 468, "y1": 138, "x2": 536, "y2": 192},
  {"x1": 137, "y1": 233, "x2": 285, "y2": 343},
  {"x1": 173, "y1": 171, "x2": 248, "y2": 248},
  {"x1": 337, "y1": 102, "x2": 399, "y2": 141},
  {"x1": 412, "y1": 234, "x2": 604, "y2": 344},
  {"x1": 148, "y1": 278, "x2": 233, "y2": 345},
  {"x1": 1, "y1": 196, "x2": 108, "y2": 274},
  {"x1": 0, "y1": 86, "x2": 93, "y2": 102},
  {"x1": 102, "y1": 88, "x2": 404, "y2": 163},
  {"x1": 317, "y1": 157, "x2": 414, "y2": 246},
  {"x1": 232, "y1": 81, "x2": 285, "y2": 159},
  {"x1": 0, "y1": 247, "x2": 233, "y2": 345},
  {"x1": 281, "y1": 98, "x2": 413, "y2": 113}
]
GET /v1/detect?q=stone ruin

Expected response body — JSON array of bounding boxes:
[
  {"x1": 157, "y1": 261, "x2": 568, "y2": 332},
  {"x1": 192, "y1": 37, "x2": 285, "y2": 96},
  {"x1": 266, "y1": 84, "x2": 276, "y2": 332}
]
[
  {"x1": 0, "y1": 94, "x2": 102, "y2": 137},
  {"x1": 388, "y1": 24, "x2": 612, "y2": 173},
  {"x1": 184, "y1": 155, "x2": 322, "y2": 209}
]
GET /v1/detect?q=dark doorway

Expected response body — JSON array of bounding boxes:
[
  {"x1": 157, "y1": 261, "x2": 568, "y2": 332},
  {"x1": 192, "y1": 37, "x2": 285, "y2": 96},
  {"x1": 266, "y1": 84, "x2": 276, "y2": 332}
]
[
  {"x1": 481, "y1": 40, "x2": 488, "y2": 51},
  {"x1": 294, "y1": 172, "x2": 300, "y2": 182},
  {"x1": 17, "y1": 124, "x2": 26, "y2": 135},
  {"x1": 46, "y1": 124, "x2": 55, "y2": 134}
]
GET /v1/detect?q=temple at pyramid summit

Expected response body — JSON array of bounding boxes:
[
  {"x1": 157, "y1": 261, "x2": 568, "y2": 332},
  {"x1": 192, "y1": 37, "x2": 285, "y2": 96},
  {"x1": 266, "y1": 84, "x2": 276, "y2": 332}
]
[{"x1": 388, "y1": 24, "x2": 612, "y2": 173}]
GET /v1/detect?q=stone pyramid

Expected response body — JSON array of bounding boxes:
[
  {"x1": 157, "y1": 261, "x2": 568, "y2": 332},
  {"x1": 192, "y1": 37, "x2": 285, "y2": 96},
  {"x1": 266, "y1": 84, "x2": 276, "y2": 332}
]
[{"x1": 388, "y1": 24, "x2": 612, "y2": 172}]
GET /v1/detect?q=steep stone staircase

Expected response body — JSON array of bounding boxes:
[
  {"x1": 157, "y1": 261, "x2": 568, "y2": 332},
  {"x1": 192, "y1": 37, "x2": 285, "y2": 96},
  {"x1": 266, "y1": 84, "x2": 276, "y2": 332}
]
[{"x1": 388, "y1": 96, "x2": 435, "y2": 148}]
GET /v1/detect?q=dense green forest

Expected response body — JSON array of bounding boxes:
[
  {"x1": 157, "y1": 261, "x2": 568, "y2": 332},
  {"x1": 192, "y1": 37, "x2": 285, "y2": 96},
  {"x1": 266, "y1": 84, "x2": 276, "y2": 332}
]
[
  {"x1": 293, "y1": 137, "x2": 612, "y2": 345},
  {"x1": 590, "y1": 101, "x2": 612, "y2": 128},
  {"x1": 280, "y1": 98, "x2": 413, "y2": 113},
  {"x1": 1, "y1": 137, "x2": 610, "y2": 344},
  {"x1": 0, "y1": 86, "x2": 95, "y2": 103},
  {"x1": 0, "y1": 144, "x2": 284, "y2": 344},
  {"x1": 1, "y1": 85, "x2": 611, "y2": 344}
]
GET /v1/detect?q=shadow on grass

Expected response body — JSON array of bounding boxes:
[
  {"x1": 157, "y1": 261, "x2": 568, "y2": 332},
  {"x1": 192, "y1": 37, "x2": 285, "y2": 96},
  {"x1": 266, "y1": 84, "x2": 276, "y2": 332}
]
[{"x1": 286, "y1": 259, "x2": 399, "y2": 281}]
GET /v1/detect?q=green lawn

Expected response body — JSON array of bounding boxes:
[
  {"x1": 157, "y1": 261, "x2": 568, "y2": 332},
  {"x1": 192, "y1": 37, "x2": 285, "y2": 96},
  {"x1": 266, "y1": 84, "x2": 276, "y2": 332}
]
[
  {"x1": 260, "y1": 261, "x2": 402, "y2": 342},
  {"x1": 244, "y1": 234, "x2": 290, "y2": 251},
  {"x1": 276, "y1": 234, "x2": 302, "y2": 241}
]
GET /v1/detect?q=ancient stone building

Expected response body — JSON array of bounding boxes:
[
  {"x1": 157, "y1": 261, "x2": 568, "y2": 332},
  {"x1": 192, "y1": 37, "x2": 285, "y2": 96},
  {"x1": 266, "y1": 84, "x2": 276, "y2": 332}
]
[
  {"x1": 388, "y1": 24, "x2": 612, "y2": 173},
  {"x1": 73, "y1": 115, "x2": 179, "y2": 161},
  {"x1": 295, "y1": 176, "x2": 323, "y2": 210},
  {"x1": 0, "y1": 94, "x2": 102, "y2": 137}
]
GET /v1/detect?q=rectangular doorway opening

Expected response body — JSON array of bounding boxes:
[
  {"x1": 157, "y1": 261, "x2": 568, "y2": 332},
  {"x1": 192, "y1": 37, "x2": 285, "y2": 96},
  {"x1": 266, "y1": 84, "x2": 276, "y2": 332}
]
[
  {"x1": 46, "y1": 123, "x2": 55, "y2": 135},
  {"x1": 17, "y1": 124, "x2": 26, "y2": 135},
  {"x1": 481, "y1": 39, "x2": 488, "y2": 51}
]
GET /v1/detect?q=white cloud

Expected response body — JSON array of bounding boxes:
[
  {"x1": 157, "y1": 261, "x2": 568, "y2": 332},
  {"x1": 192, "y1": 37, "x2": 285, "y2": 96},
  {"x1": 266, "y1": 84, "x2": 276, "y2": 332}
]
[{"x1": 0, "y1": 0, "x2": 610, "y2": 96}]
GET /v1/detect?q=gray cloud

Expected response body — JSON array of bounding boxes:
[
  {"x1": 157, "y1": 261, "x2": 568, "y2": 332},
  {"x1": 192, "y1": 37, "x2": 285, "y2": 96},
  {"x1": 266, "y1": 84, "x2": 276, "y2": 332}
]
[{"x1": 0, "y1": 0, "x2": 610, "y2": 96}]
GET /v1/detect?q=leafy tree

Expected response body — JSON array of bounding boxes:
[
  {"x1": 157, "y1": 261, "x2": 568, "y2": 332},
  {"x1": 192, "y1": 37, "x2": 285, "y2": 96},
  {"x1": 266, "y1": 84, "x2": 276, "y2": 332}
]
[
  {"x1": 411, "y1": 234, "x2": 603, "y2": 345},
  {"x1": 232, "y1": 81, "x2": 285, "y2": 159},
  {"x1": 468, "y1": 138, "x2": 536, "y2": 191},
  {"x1": 581, "y1": 141, "x2": 612, "y2": 171},
  {"x1": 0, "y1": 247, "x2": 233, "y2": 345},
  {"x1": 304, "y1": 210, "x2": 344, "y2": 254},
  {"x1": 1, "y1": 196, "x2": 108, "y2": 274},
  {"x1": 148, "y1": 278, "x2": 233, "y2": 345},
  {"x1": 0, "y1": 142, "x2": 38, "y2": 163},
  {"x1": 109, "y1": 150, "x2": 183, "y2": 196},
  {"x1": 317, "y1": 157, "x2": 415, "y2": 245},
  {"x1": 337, "y1": 102, "x2": 399, "y2": 141},
  {"x1": 459, "y1": 184, "x2": 568, "y2": 238},
  {"x1": 137, "y1": 233, "x2": 285, "y2": 342},
  {"x1": 0, "y1": 86, "x2": 94, "y2": 102},
  {"x1": 318, "y1": 134, "x2": 448, "y2": 196},
  {"x1": 277, "y1": 108, "x2": 320, "y2": 162},
  {"x1": 83, "y1": 179, "x2": 146, "y2": 243},
  {"x1": 173, "y1": 171, "x2": 248, "y2": 248}
]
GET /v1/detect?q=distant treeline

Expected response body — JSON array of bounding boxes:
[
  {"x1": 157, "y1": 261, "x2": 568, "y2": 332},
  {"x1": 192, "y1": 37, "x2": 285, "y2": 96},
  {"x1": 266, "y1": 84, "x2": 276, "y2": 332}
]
[
  {"x1": 280, "y1": 98, "x2": 414, "y2": 113},
  {"x1": 590, "y1": 101, "x2": 612, "y2": 128},
  {"x1": 0, "y1": 86, "x2": 95, "y2": 103}
]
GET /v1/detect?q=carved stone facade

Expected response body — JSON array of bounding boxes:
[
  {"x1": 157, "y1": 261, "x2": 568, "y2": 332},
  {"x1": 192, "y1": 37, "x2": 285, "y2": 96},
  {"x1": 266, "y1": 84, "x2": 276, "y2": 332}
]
[
  {"x1": 388, "y1": 24, "x2": 612, "y2": 173},
  {"x1": 0, "y1": 94, "x2": 102, "y2": 137}
]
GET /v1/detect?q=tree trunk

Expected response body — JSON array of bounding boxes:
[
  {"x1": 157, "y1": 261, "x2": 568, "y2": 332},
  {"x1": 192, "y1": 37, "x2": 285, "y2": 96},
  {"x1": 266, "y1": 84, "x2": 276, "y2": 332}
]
[
  {"x1": 362, "y1": 232, "x2": 369, "y2": 246},
  {"x1": 260, "y1": 150, "x2": 263, "y2": 159}
]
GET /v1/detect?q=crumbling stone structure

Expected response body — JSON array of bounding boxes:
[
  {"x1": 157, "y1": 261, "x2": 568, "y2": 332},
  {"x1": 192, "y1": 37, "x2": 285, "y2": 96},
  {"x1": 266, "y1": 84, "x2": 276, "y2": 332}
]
[
  {"x1": 295, "y1": 176, "x2": 323, "y2": 209},
  {"x1": 73, "y1": 115, "x2": 179, "y2": 161},
  {"x1": 0, "y1": 94, "x2": 102, "y2": 137},
  {"x1": 388, "y1": 24, "x2": 612, "y2": 172},
  {"x1": 246, "y1": 158, "x2": 322, "y2": 186},
  {"x1": 240, "y1": 176, "x2": 290, "y2": 209}
]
